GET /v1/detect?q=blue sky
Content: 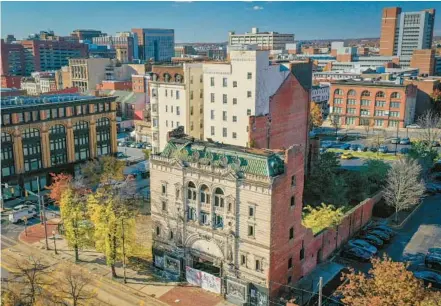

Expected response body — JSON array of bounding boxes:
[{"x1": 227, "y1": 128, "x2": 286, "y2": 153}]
[{"x1": 2, "y1": 1, "x2": 441, "y2": 42}]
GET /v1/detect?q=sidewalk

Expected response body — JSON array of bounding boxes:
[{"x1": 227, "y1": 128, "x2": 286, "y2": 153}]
[{"x1": 19, "y1": 222, "x2": 230, "y2": 306}]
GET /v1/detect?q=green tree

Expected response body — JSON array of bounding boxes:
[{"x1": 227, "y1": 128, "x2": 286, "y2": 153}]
[
  {"x1": 361, "y1": 159, "x2": 390, "y2": 194},
  {"x1": 142, "y1": 149, "x2": 151, "y2": 160},
  {"x1": 81, "y1": 156, "x2": 125, "y2": 186},
  {"x1": 409, "y1": 141, "x2": 438, "y2": 177},
  {"x1": 302, "y1": 203, "x2": 346, "y2": 234},
  {"x1": 60, "y1": 187, "x2": 94, "y2": 262},
  {"x1": 87, "y1": 187, "x2": 137, "y2": 278}
]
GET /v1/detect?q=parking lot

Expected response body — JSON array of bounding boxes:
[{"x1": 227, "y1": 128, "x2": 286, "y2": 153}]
[{"x1": 333, "y1": 194, "x2": 441, "y2": 274}]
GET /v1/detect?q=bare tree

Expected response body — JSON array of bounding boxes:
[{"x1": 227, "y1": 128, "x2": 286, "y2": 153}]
[
  {"x1": 383, "y1": 158, "x2": 426, "y2": 223},
  {"x1": 12, "y1": 256, "x2": 51, "y2": 304},
  {"x1": 363, "y1": 119, "x2": 374, "y2": 138},
  {"x1": 330, "y1": 114, "x2": 341, "y2": 136},
  {"x1": 417, "y1": 109, "x2": 441, "y2": 146},
  {"x1": 56, "y1": 263, "x2": 97, "y2": 306}
]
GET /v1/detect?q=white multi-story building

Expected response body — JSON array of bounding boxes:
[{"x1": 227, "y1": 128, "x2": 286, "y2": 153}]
[
  {"x1": 149, "y1": 63, "x2": 204, "y2": 153},
  {"x1": 311, "y1": 84, "x2": 330, "y2": 116},
  {"x1": 20, "y1": 72, "x2": 56, "y2": 95},
  {"x1": 203, "y1": 50, "x2": 291, "y2": 147},
  {"x1": 228, "y1": 27, "x2": 294, "y2": 50}
]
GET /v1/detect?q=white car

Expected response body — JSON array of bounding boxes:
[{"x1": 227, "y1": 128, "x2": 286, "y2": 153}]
[
  {"x1": 9, "y1": 208, "x2": 37, "y2": 223},
  {"x1": 348, "y1": 239, "x2": 378, "y2": 255},
  {"x1": 13, "y1": 204, "x2": 37, "y2": 212},
  {"x1": 406, "y1": 124, "x2": 421, "y2": 129}
]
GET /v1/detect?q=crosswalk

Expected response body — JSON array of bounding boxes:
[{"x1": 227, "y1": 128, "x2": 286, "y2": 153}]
[{"x1": 1, "y1": 235, "x2": 18, "y2": 250}]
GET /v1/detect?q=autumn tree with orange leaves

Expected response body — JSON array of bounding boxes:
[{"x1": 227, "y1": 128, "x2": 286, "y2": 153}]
[
  {"x1": 310, "y1": 102, "x2": 323, "y2": 130},
  {"x1": 337, "y1": 255, "x2": 441, "y2": 306},
  {"x1": 46, "y1": 173, "x2": 74, "y2": 204}
]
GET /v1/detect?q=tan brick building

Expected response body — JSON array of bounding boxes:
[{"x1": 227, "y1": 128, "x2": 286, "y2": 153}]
[{"x1": 329, "y1": 80, "x2": 418, "y2": 128}]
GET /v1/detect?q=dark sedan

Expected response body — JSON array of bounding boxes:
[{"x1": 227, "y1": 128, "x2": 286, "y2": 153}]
[
  {"x1": 414, "y1": 271, "x2": 441, "y2": 289},
  {"x1": 340, "y1": 247, "x2": 372, "y2": 262}
]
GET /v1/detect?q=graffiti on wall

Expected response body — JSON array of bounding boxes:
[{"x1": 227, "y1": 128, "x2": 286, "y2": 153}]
[
  {"x1": 226, "y1": 279, "x2": 247, "y2": 304},
  {"x1": 164, "y1": 255, "x2": 181, "y2": 275},
  {"x1": 154, "y1": 255, "x2": 164, "y2": 269},
  {"x1": 249, "y1": 283, "x2": 269, "y2": 306},
  {"x1": 185, "y1": 266, "x2": 221, "y2": 294}
]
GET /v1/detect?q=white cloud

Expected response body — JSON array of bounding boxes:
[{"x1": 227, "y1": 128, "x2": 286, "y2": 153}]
[{"x1": 252, "y1": 5, "x2": 264, "y2": 10}]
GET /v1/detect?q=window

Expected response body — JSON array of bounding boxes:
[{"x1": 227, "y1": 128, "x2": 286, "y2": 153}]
[
  {"x1": 390, "y1": 102, "x2": 401, "y2": 108},
  {"x1": 288, "y1": 257, "x2": 293, "y2": 269},
  {"x1": 187, "y1": 207, "x2": 196, "y2": 220},
  {"x1": 348, "y1": 90, "x2": 356, "y2": 96},
  {"x1": 300, "y1": 244, "x2": 305, "y2": 260},
  {"x1": 390, "y1": 111, "x2": 400, "y2": 117},
  {"x1": 176, "y1": 106, "x2": 180, "y2": 115},
  {"x1": 162, "y1": 184, "x2": 167, "y2": 195},
  {"x1": 248, "y1": 225, "x2": 254, "y2": 237},
  {"x1": 22, "y1": 128, "x2": 42, "y2": 172},
  {"x1": 171, "y1": 106, "x2": 174, "y2": 113},
  {"x1": 176, "y1": 91, "x2": 180, "y2": 100},
  {"x1": 223, "y1": 111, "x2": 227, "y2": 121},
  {"x1": 291, "y1": 175, "x2": 296, "y2": 186},
  {"x1": 171, "y1": 90, "x2": 173, "y2": 97},
  {"x1": 211, "y1": 126, "x2": 215, "y2": 136},
  {"x1": 249, "y1": 206, "x2": 254, "y2": 217},
  {"x1": 187, "y1": 182, "x2": 197, "y2": 200},
  {"x1": 346, "y1": 117, "x2": 355, "y2": 125},
  {"x1": 190, "y1": 106, "x2": 194, "y2": 116},
  {"x1": 288, "y1": 276, "x2": 292, "y2": 284},
  {"x1": 190, "y1": 91, "x2": 194, "y2": 100},
  {"x1": 165, "y1": 89, "x2": 168, "y2": 97},
  {"x1": 152, "y1": 88, "x2": 157, "y2": 97},
  {"x1": 96, "y1": 118, "x2": 111, "y2": 156},
  {"x1": 156, "y1": 226, "x2": 160, "y2": 236},
  {"x1": 360, "y1": 109, "x2": 370, "y2": 116},
  {"x1": 1, "y1": 132, "x2": 15, "y2": 178},
  {"x1": 334, "y1": 89, "x2": 344, "y2": 96},
  {"x1": 200, "y1": 185, "x2": 210, "y2": 204},
  {"x1": 210, "y1": 93, "x2": 215, "y2": 103},
  {"x1": 389, "y1": 120, "x2": 399, "y2": 127},
  {"x1": 247, "y1": 109, "x2": 251, "y2": 116},
  {"x1": 376, "y1": 91, "x2": 385, "y2": 98},
  {"x1": 74, "y1": 121, "x2": 90, "y2": 161},
  {"x1": 361, "y1": 90, "x2": 370, "y2": 97},
  {"x1": 233, "y1": 98, "x2": 237, "y2": 105},
  {"x1": 210, "y1": 77, "x2": 215, "y2": 86},
  {"x1": 255, "y1": 260, "x2": 261, "y2": 271},
  {"x1": 247, "y1": 91, "x2": 252, "y2": 98},
  {"x1": 334, "y1": 98, "x2": 343, "y2": 104},
  {"x1": 200, "y1": 89, "x2": 203, "y2": 98},
  {"x1": 375, "y1": 101, "x2": 386, "y2": 107},
  {"x1": 223, "y1": 78, "x2": 227, "y2": 87},
  {"x1": 162, "y1": 201, "x2": 167, "y2": 211},
  {"x1": 214, "y1": 215, "x2": 223, "y2": 228},
  {"x1": 223, "y1": 128, "x2": 227, "y2": 137},
  {"x1": 241, "y1": 255, "x2": 246, "y2": 266},
  {"x1": 347, "y1": 108, "x2": 356, "y2": 114},
  {"x1": 223, "y1": 94, "x2": 227, "y2": 104},
  {"x1": 374, "y1": 110, "x2": 385, "y2": 116},
  {"x1": 200, "y1": 75, "x2": 203, "y2": 83},
  {"x1": 232, "y1": 132, "x2": 237, "y2": 139},
  {"x1": 347, "y1": 99, "x2": 356, "y2": 105},
  {"x1": 333, "y1": 107, "x2": 343, "y2": 114},
  {"x1": 361, "y1": 99, "x2": 370, "y2": 106},
  {"x1": 289, "y1": 227, "x2": 294, "y2": 240},
  {"x1": 391, "y1": 92, "x2": 401, "y2": 99},
  {"x1": 247, "y1": 72, "x2": 252, "y2": 79},
  {"x1": 169, "y1": 231, "x2": 173, "y2": 240},
  {"x1": 233, "y1": 81, "x2": 237, "y2": 87},
  {"x1": 374, "y1": 119, "x2": 384, "y2": 127},
  {"x1": 190, "y1": 76, "x2": 193, "y2": 84},
  {"x1": 165, "y1": 105, "x2": 168, "y2": 113},
  {"x1": 290, "y1": 196, "x2": 295, "y2": 207},
  {"x1": 49, "y1": 125, "x2": 67, "y2": 166},
  {"x1": 210, "y1": 110, "x2": 215, "y2": 120},
  {"x1": 201, "y1": 212, "x2": 209, "y2": 225},
  {"x1": 2, "y1": 114, "x2": 11, "y2": 126}
]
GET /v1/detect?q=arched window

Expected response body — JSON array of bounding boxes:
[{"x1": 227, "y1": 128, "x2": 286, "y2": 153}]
[
  {"x1": 214, "y1": 188, "x2": 224, "y2": 207},
  {"x1": 391, "y1": 92, "x2": 401, "y2": 99},
  {"x1": 73, "y1": 121, "x2": 90, "y2": 161},
  {"x1": 49, "y1": 125, "x2": 67, "y2": 166},
  {"x1": 348, "y1": 90, "x2": 356, "y2": 96},
  {"x1": 164, "y1": 73, "x2": 171, "y2": 82},
  {"x1": 175, "y1": 74, "x2": 183, "y2": 83},
  {"x1": 375, "y1": 91, "x2": 385, "y2": 98},
  {"x1": 200, "y1": 184, "x2": 210, "y2": 204},
  {"x1": 334, "y1": 89, "x2": 344, "y2": 96},
  {"x1": 1, "y1": 132, "x2": 15, "y2": 178},
  {"x1": 22, "y1": 128, "x2": 42, "y2": 172},
  {"x1": 187, "y1": 181, "x2": 196, "y2": 201},
  {"x1": 361, "y1": 90, "x2": 370, "y2": 97},
  {"x1": 96, "y1": 118, "x2": 111, "y2": 156}
]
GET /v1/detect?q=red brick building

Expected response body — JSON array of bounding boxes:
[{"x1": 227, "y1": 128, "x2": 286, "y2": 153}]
[
  {"x1": 329, "y1": 80, "x2": 418, "y2": 128},
  {"x1": 96, "y1": 80, "x2": 133, "y2": 91}
]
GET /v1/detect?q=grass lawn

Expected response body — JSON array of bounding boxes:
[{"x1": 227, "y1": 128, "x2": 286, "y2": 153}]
[{"x1": 328, "y1": 148, "x2": 400, "y2": 161}]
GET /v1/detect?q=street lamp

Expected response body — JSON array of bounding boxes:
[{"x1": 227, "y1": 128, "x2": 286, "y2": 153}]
[
  {"x1": 52, "y1": 230, "x2": 58, "y2": 255},
  {"x1": 24, "y1": 216, "x2": 28, "y2": 236}
]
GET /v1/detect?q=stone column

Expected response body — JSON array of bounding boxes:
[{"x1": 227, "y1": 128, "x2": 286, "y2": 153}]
[
  {"x1": 89, "y1": 118, "x2": 97, "y2": 159},
  {"x1": 66, "y1": 122, "x2": 75, "y2": 162},
  {"x1": 13, "y1": 129, "x2": 24, "y2": 174},
  {"x1": 110, "y1": 118, "x2": 117, "y2": 154},
  {"x1": 40, "y1": 125, "x2": 51, "y2": 168}
]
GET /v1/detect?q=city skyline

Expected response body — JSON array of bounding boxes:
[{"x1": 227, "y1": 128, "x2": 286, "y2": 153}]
[{"x1": 2, "y1": 1, "x2": 441, "y2": 43}]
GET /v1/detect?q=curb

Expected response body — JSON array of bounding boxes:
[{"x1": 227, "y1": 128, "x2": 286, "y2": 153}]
[{"x1": 387, "y1": 201, "x2": 423, "y2": 229}]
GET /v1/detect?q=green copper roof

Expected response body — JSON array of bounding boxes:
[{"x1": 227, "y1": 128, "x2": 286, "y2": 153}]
[{"x1": 159, "y1": 137, "x2": 285, "y2": 178}]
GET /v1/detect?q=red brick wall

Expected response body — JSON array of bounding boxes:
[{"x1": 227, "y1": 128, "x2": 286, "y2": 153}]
[
  {"x1": 97, "y1": 81, "x2": 132, "y2": 91},
  {"x1": 1, "y1": 75, "x2": 22, "y2": 88}
]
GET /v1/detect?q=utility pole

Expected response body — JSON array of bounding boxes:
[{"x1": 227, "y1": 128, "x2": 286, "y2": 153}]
[
  {"x1": 318, "y1": 277, "x2": 323, "y2": 306},
  {"x1": 121, "y1": 217, "x2": 127, "y2": 284},
  {"x1": 37, "y1": 177, "x2": 49, "y2": 250}
]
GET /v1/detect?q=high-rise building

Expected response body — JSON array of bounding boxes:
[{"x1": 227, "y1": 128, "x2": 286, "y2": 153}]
[
  {"x1": 131, "y1": 28, "x2": 175, "y2": 62},
  {"x1": 1, "y1": 94, "x2": 117, "y2": 195},
  {"x1": 1, "y1": 39, "x2": 26, "y2": 77},
  {"x1": 228, "y1": 27, "x2": 294, "y2": 50},
  {"x1": 380, "y1": 7, "x2": 436, "y2": 57},
  {"x1": 71, "y1": 29, "x2": 105, "y2": 41},
  {"x1": 92, "y1": 33, "x2": 135, "y2": 63}
]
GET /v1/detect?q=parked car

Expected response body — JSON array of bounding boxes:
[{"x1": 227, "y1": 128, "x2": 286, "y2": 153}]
[
  {"x1": 414, "y1": 271, "x2": 441, "y2": 289},
  {"x1": 359, "y1": 234, "x2": 384, "y2": 248},
  {"x1": 117, "y1": 141, "x2": 126, "y2": 147},
  {"x1": 390, "y1": 138, "x2": 400, "y2": 144},
  {"x1": 369, "y1": 147, "x2": 378, "y2": 153},
  {"x1": 400, "y1": 147, "x2": 410, "y2": 154},
  {"x1": 340, "y1": 143, "x2": 351, "y2": 150},
  {"x1": 406, "y1": 124, "x2": 421, "y2": 129},
  {"x1": 335, "y1": 152, "x2": 343, "y2": 158},
  {"x1": 321, "y1": 142, "x2": 333, "y2": 149},
  {"x1": 341, "y1": 153, "x2": 354, "y2": 160},
  {"x1": 378, "y1": 145, "x2": 389, "y2": 153},
  {"x1": 432, "y1": 141, "x2": 440, "y2": 147},
  {"x1": 350, "y1": 144, "x2": 359, "y2": 151},
  {"x1": 136, "y1": 143, "x2": 144, "y2": 149},
  {"x1": 13, "y1": 204, "x2": 37, "y2": 212},
  {"x1": 336, "y1": 135, "x2": 348, "y2": 142},
  {"x1": 368, "y1": 229, "x2": 391, "y2": 242},
  {"x1": 340, "y1": 247, "x2": 372, "y2": 262},
  {"x1": 357, "y1": 145, "x2": 368, "y2": 152},
  {"x1": 425, "y1": 183, "x2": 441, "y2": 195},
  {"x1": 129, "y1": 142, "x2": 137, "y2": 148},
  {"x1": 125, "y1": 141, "x2": 134, "y2": 147},
  {"x1": 373, "y1": 225, "x2": 396, "y2": 236},
  {"x1": 399, "y1": 137, "x2": 411, "y2": 145},
  {"x1": 425, "y1": 248, "x2": 441, "y2": 272},
  {"x1": 347, "y1": 239, "x2": 378, "y2": 255}
]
